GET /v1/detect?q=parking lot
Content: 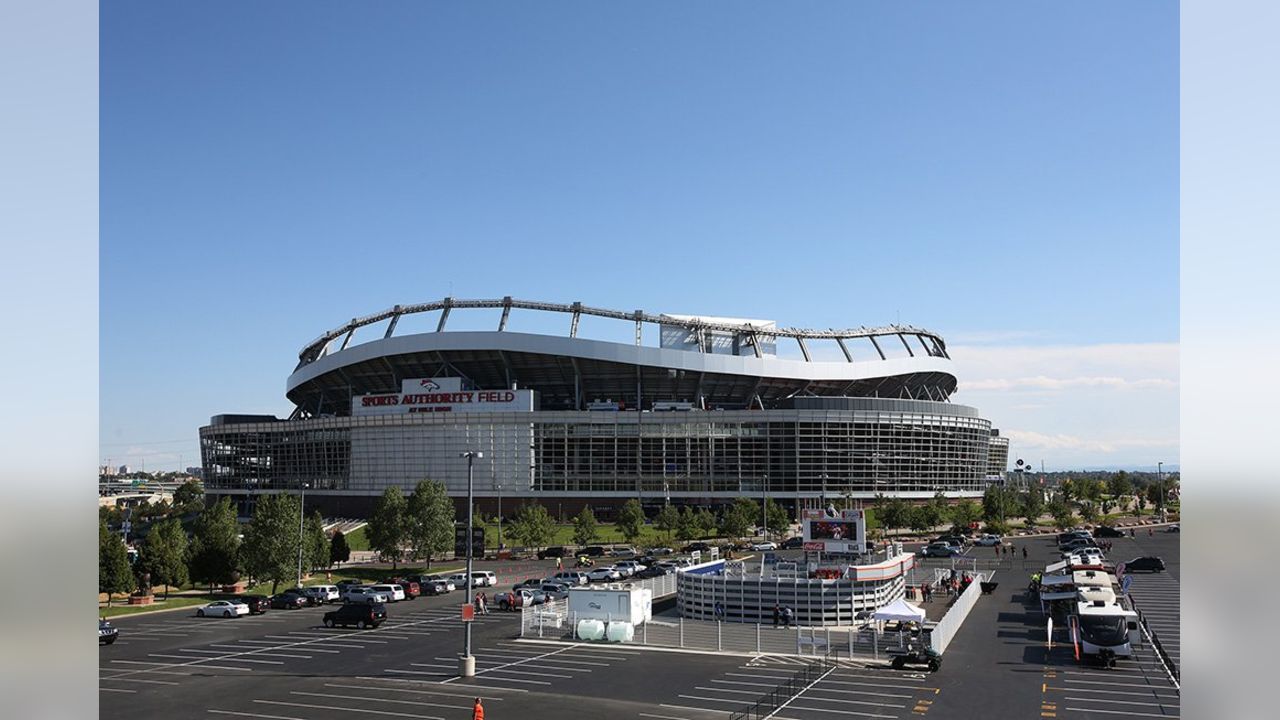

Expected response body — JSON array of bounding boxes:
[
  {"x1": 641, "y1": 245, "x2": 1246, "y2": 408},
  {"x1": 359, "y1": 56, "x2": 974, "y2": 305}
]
[{"x1": 101, "y1": 534, "x2": 1179, "y2": 720}]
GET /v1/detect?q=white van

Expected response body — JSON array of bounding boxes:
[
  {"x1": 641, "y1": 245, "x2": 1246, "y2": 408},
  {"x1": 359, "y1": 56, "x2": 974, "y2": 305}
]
[
  {"x1": 303, "y1": 585, "x2": 340, "y2": 603},
  {"x1": 472, "y1": 571, "x2": 497, "y2": 588}
]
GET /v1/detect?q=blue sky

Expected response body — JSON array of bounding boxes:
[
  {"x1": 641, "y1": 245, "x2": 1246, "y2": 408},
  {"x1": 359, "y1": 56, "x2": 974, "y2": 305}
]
[{"x1": 100, "y1": 2, "x2": 1178, "y2": 472}]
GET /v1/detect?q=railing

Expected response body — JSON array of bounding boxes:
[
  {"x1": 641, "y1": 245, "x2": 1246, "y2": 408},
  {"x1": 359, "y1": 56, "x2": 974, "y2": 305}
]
[
  {"x1": 1130, "y1": 598, "x2": 1180, "y2": 690},
  {"x1": 729, "y1": 656, "x2": 835, "y2": 720},
  {"x1": 928, "y1": 570, "x2": 991, "y2": 653}
]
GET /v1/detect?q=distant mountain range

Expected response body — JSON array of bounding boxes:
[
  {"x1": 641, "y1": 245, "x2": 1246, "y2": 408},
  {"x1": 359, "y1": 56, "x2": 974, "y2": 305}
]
[{"x1": 1013, "y1": 465, "x2": 1179, "y2": 474}]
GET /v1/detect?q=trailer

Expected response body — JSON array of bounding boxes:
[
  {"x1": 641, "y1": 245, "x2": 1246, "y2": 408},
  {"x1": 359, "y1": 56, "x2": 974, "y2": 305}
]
[{"x1": 567, "y1": 586, "x2": 653, "y2": 624}]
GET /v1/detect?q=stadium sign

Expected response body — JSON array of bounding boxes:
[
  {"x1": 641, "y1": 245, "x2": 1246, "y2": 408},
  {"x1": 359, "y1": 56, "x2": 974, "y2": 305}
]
[
  {"x1": 353, "y1": 377, "x2": 534, "y2": 416},
  {"x1": 801, "y1": 508, "x2": 867, "y2": 554}
]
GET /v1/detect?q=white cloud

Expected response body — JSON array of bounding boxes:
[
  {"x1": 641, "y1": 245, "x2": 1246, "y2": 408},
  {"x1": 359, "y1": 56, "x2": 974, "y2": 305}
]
[{"x1": 949, "y1": 342, "x2": 1179, "y2": 468}]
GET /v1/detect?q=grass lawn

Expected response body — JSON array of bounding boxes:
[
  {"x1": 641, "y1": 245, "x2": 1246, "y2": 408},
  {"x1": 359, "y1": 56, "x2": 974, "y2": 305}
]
[
  {"x1": 100, "y1": 596, "x2": 210, "y2": 619},
  {"x1": 343, "y1": 525, "x2": 370, "y2": 551}
]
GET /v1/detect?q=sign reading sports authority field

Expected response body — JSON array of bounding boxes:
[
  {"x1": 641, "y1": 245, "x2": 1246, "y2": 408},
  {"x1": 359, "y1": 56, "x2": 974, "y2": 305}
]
[{"x1": 352, "y1": 378, "x2": 534, "y2": 416}]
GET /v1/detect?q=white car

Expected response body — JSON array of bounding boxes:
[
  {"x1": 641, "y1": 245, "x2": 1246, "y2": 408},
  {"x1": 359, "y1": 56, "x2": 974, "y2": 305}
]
[
  {"x1": 751, "y1": 541, "x2": 777, "y2": 551},
  {"x1": 369, "y1": 584, "x2": 406, "y2": 602},
  {"x1": 196, "y1": 600, "x2": 249, "y2": 618},
  {"x1": 472, "y1": 571, "x2": 497, "y2": 587},
  {"x1": 586, "y1": 566, "x2": 622, "y2": 582},
  {"x1": 302, "y1": 585, "x2": 340, "y2": 603},
  {"x1": 973, "y1": 534, "x2": 1003, "y2": 547},
  {"x1": 342, "y1": 587, "x2": 389, "y2": 604},
  {"x1": 614, "y1": 560, "x2": 646, "y2": 576}
]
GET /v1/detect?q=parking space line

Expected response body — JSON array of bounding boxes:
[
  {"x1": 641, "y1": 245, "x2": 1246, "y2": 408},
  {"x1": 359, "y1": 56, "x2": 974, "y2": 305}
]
[
  {"x1": 1049, "y1": 687, "x2": 1178, "y2": 699},
  {"x1": 290, "y1": 690, "x2": 472, "y2": 711},
  {"x1": 807, "y1": 686, "x2": 914, "y2": 699},
  {"x1": 467, "y1": 675, "x2": 552, "y2": 685},
  {"x1": 440, "y1": 642, "x2": 583, "y2": 684},
  {"x1": 150, "y1": 653, "x2": 284, "y2": 666},
  {"x1": 1061, "y1": 679, "x2": 1178, "y2": 690},
  {"x1": 98, "y1": 677, "x2": 180, "y2": 686},
  {"x1": 107, "y1": 661, "x2": 193, "y2": 674},
  {"x1": 255, "y1": 700, "x2": 446, "y2": 720},
  {"x1": 484, "y1": 667, "x2": 574, "y2": 679},
  {"x1": 356, "y1": 675, "x2": 528, "y2": 692},
  {"x1": 384, "y1": 669, "x2": 451, "y2": 677},
  {"x1": 136, "y1": 657, "x2": 253, "y2": 671},
  {"x1": 208, "y1": 710, "x2": 306, "y2": 720},
  {"x1": 1063, "y1": 707, "x2": 1178, "y2": 718},
  {"x1": 99, "y1": 687, "x2": 137, "y2": 693},
  {"x1": 1063, "y1": 696, "x2": 1176, "y2": 707},
  {"x1": 208, "y1": 643, "x2": 340, "y2": 654},
  {"x1": 659, "y1": 702, "x2": 733, "y2": 715},
  {"x1": 777, "y1": 705, "x2": 895, "y2": 718},
  {"x1": 324, "y1": 682, "x2": 506, "y2": 701},
  {"x1": 174, "y1": 648, "x2": 313, "y2": 660}
]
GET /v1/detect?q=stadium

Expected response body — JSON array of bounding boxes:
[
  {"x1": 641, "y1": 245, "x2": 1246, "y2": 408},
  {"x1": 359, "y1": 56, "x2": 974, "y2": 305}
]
[{"x1": 200, "y1": 297, "x2": 1009, "y2": 519}]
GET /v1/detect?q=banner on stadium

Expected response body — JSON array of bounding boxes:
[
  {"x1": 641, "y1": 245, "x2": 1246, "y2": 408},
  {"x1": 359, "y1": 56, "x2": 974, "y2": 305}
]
[{"x1": 352, "y1": 377, "x2": 535, "y2": 416}]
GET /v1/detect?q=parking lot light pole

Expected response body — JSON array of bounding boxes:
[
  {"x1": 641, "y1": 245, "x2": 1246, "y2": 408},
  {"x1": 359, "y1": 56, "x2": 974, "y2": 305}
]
[
  {"x1": 460, "y1": 451, "x2": 482, "y2": 677},
  {"x1": 296, "y1": 482, "x2": 309, "y2": 589},
  {"x1": 762, "y1": 474, "x2": 769, "y2": 543},
  {"x1": 1157, "y1": 461, "x2": 1164, "y2": 518}
]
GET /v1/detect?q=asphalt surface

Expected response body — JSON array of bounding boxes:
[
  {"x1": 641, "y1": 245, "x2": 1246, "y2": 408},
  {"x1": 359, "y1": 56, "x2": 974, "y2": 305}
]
[{"x1": 101, "y1": 533, "x2": 1180, "y2": 720}]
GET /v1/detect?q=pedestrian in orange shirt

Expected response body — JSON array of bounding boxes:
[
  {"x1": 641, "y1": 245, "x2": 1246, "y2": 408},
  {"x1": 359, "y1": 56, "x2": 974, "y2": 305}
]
[{"x1": 473, "y1": 697, "x2": 485, "y2": 720}]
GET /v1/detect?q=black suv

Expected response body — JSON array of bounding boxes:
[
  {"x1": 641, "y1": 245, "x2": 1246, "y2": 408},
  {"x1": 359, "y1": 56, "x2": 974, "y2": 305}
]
[
  {"x1": 237, "y1": 595, "x2": 271, "y2": 615},
  {"x1": 1123, "y1": 556, "x2": 1166, "y2": 573},
  {"x1": 682, "y1": 542, "x2": 713, "y2": 553},
  {"x1": 323, "y1": 602, "x2": 387, "y2": 629},
  {"x1": 582, "y1": 546, "x2": 606, "y2": 557},
  {"x1": 538, "y1": 546, "x2": 568, "y2": 559},
  {"x1": 1094, "y1": 526, "x2": 1125, "y2": 538},
  {"x1": 780, "y1": 537, "x2": 805, "y2": 550}
]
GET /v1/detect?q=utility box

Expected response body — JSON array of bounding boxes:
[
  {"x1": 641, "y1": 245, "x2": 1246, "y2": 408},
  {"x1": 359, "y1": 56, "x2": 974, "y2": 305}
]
[{"x1": 567, "y1": 586, "x2": 652, "y2": 624}]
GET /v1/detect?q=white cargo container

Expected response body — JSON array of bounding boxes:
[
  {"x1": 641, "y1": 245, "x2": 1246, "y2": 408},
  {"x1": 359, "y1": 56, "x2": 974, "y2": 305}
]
[{"x1": 567, "y1": 586, "x2": 652, "y2": 624}]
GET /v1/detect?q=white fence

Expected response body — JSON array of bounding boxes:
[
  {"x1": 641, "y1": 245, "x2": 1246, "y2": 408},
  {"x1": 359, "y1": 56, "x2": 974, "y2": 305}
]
[{"x1": 927, "y1": 571, "x2": 991, "y2": 653}]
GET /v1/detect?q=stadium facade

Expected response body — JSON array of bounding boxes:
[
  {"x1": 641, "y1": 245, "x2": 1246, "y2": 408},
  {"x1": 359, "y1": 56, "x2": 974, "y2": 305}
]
[{"x1": 200, "y1": 298, "x2": 1008, "y2": 519}]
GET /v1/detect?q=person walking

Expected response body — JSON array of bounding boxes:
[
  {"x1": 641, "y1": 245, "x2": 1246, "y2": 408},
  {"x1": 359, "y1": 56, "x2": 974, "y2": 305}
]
[
  {"x1": 556, "y1": 556, "x2": 563, "y2": 571},
  {"x1": 472, "y1": 697, "x2": 485, "y2": 720},
  {"x1": 772, "y1": 604, "x2": 780, "y2": 628},
  {"x1": 994, "y1": 544, "x2": 1000, "y2": 557},
  {"x1": 1021, "y1": 546, "x2": 1028, "y2": 560}
]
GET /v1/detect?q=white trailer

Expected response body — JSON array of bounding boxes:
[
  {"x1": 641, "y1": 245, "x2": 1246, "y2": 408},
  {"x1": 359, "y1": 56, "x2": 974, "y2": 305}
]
[{"x1": 567, "y1": 586, "x2": 652, "y2": 624}]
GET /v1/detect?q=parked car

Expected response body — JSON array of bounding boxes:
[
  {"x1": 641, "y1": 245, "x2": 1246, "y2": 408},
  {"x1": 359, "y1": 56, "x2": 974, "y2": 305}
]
[
  {"x1": 681, "y1": 542, "x2": 713, "y2": 553},
  {"x1": 973, "y1": 534, "x2": 1003, "y2": 547},
  {"x1": 269, "y1": 592, "x2": 308, "y2": 610},
  {"x1": 495, "y1": 588, "x2": 547, "y2": 610},
  {"x1": 615, "y1": 560, "x2": 646, "y2": 576},
  {"x1": 933, "y1": 535, "x2": 966, "y2": 548},
  {"x1": 323, "y1": 602, "x2": 386, "y2": 629},
  {"x1": 422, "y1": 575, "x2": 456, "y2": 592},
  {"x1": 586, "y1": 566, "x2": 622, "y2": 582},
  {"x1": 420, "y1": 580, "x2": 451, "y2": 595},
  {"x1": 1122, "y1": 556, "x2": 1166, "y2": 573},
  {"x1": 552, "y1": 570, "x2": 589, "y2": 586},
  {"x1": 1056, "y1": 530, "x2": 1092, "y2": 544},
  {"x1": 236, "y1": 595, "x2": 271, "y2": 615},
  {"x1": 98, "y1": 619, "x2": 119, "y2": 645},
  {"x1": 582, "y1": 546, "x2": 607, "y2": 557},
  {"x1": 1165, "y1": 524, "x2": 1180, "y2": 533},
  {"x1": 1059, "y1": 537, "x2": 1099, "y2": 551},
  {"x1": 197, "y1": 600, "x2": 249, "y2": 618},
  {"x1": 472, "y1": 571, "x2": 498, "y2": 587},
  {"x1": 369, "y1": 584, "x2": 406, "y2": 602},
  {"x1": 386, "y1": 580, "x2": 420, "y2": 599},
  {"x1": 301, "y1": 585, "x2": 341, "y2": 604},
  {"x1": 539, "y1": 582, "x2": 570, "y2": 600},
  {"x1": 342, "y1": 586, "x2": 389, "y2": 604},
  {"x1": 751, "y1": 541, "x2": 777, "y2": 551},
  {"x1": 1094, "y1": 526, "x2": 1125, "y2": 538},
  {"x1": 609, "y1": 546, "x2": 638, "y2": 557},
  {"x1": 538, "y1": 546, "x2": 568, "y2": 559},
  {"x1": 635, "y1": 565, "x2": 673, "y2": 579},
  {"x1": 647, "y1": 546, "x2": 674, "y2": 556},
  {"x1": 920, "y1": 542, "x2": 962, "y2": 558},
  {"x1": 780, "y1": 536, "x2": 805, "y2": 549}
]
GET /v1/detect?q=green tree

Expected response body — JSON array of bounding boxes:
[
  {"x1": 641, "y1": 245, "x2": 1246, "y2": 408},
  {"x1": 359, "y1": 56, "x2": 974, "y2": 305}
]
[
  {"x1": 242, "y1": 493, "x2": 302, "y2": 594},
  {"x1": 304, "y1": 511, "x2": 328, "y2": 572},
  {"x1": 173, "y1": 479, "x2": 205, "y2": 515},
  {"x1": 368, "y1": 486, "x2": 408, "y2": 568},
  {"x1": 188, "y1": 496, "x2": 241, "y2": 592},
  {"x1": 696, "y1": 507, "x2": 717, "y2": 539},
  {"x1": 406, "y1": 480, "x2": 454, "y2": 568},
  {"x1": 655, "y1": 503, "x2": 680, "y2": 541},
  {"x1": 949, "y1": 500, "x2": 982, "y2": 531},
  {"x1": 1048, "y1": 498, "x2": 1075, "y2": 529},
  {"x1": 879, "y1": 497, "x2": 910, "y2": 536},
  {"x1": 1058, "y1": 479, "x2": 1075, "y2": 504},
  {"x1": 1107, "y1": 471, "x2": 1132, "y2": 502},
  {"x1": 99, "y1": 518, "x2": 135, "y2": 606},
  {"x1": 982, "y1": 486, "x2": 1017, "y2": 525},
  {"x1": 765, "y1": 498, "x2": 790, "y2": 536},
  {"x1": 572, "y1": 506, "x2": 599, "y2": 547},
  {"x1": 1020, "y1": 488, "x2": 1045, "y2": 529},
  {"x1": 921, "y1": 492, "x2": 949, "y2": 531},
  {"x1": 508, "y1": 502, "x2": 556, "y2": 549},
  {"x1": 675, "y1": 506, "x2": 699, "y2": 542},
  {"x1": 720, "y1": 498, "x2": 757, "y2": 540},
  {"x1": 330, "y1": 530, "x2": 351, "y2": 566},
  {"x1": 616, "y1": 499, "x2": 646, "y2": 544},
  {"x1": 906, "y1": 505, "x2": 931, "y2": 534},
  {"x1": 1079, "y1": 501, "x2": 1100, "y2": 524},
  {"x1": 140, "y1": 518, "x2": 188, "y2": 598}
]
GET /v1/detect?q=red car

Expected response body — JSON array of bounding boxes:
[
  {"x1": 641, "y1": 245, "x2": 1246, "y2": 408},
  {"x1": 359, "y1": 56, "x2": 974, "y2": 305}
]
[{"x1": 385, "y1": 578, "x2": 421, "y2": 599}]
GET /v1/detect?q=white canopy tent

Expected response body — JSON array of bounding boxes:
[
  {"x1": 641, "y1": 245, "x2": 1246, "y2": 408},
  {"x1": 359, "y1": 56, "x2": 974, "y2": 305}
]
[{"x1": 873, "y1": 597, "x2": 928, "y2": 623}]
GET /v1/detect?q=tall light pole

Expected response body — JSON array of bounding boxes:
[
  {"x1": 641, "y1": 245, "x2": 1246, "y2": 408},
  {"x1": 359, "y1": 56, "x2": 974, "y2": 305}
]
[
  {"x1": 296, "y1": 482, "x2": 310, "y2": 589},
  {"x1": 496, "y1": 482, "x2": 503, "y2": 550},
  {"x1": 761, "y1": 473, "x2": 769, "y2": 542},
  {"x1": 459, "y1": 451, "x2": 482, "y2": 677},
  {"x1": 1156, "y1": 461, "x2": 1164, "y2": 518}
]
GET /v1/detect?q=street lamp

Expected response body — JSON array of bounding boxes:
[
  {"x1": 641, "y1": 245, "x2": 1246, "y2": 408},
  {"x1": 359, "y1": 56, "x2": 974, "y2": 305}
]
[
  {"x1": 496, "y1": 482, "x2": 503, "y2": 550},
  {"x1": 761, "y1": 474, "x2": 769, "y2": 542},
  {"x1": 459, "y1": 450, "x2": 483, "y2": 677},
  {"x1": 296, "y1": 482, "x2": 310, "y2": 590},
  {"x1": 1156, "y1": 461, "x2": 1164, "y2": 517}
]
